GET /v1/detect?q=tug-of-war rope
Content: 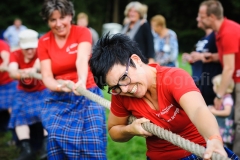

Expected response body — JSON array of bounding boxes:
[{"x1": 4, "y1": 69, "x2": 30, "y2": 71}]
[{"x1": 26, "y1": 71, "x2": 229, "y2": 160}]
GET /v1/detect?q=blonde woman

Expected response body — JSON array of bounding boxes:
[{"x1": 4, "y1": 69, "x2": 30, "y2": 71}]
[
  {"x1": 121, "y1": 1, "x2": 155, "y2": 63},
  {"x1": 151, "y1": 15, "x2": 179, "y2": 67}
]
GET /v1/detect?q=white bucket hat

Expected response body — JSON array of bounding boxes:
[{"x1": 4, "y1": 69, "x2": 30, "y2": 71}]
[{"x1": 19, "y1": 29, "x2": 39, "y2": 49}]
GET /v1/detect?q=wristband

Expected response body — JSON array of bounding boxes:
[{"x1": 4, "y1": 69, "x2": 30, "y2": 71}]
[
  {"x1": 208, "y1": 135, "x2": 223, "y2": 142},
  {"x1": 56, "y1": 84, "x2": 62, "y2": 92}
]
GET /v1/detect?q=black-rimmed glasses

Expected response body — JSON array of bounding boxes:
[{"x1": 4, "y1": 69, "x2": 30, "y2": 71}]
[{"x1": 108, "y1": 58, "x2": 131, "y2": 95}]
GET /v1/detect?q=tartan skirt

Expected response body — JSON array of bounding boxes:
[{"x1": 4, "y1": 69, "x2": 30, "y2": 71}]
[
  {"x1": 181, "y1": 147, "x2": 239, "y2": 160},
  {"x1": 146, "y1": 147, "x2": 239, "y2": 160},
  {"x1": 8, "y1": 88, "x2": 49, "y2": 128},
  {"x1": 0, "y1": 81, "x2": 17, "y2": 110},
  {"x1": 42, "y1": 87, "x2": 107, "y2": 160}
]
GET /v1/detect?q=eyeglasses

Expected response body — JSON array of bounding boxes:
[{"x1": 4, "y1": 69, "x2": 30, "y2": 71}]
[{"x1": 108, "y1": 58, "x2": 131, "y2": 95}]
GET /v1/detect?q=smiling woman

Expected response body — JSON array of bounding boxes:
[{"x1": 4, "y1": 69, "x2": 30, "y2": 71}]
[
  {"x1": 37, "y1": 0, "x2": 107, "y2": 159},
  {"x1": 89, "y1": 33, "x2": 237, "y2": 160}
]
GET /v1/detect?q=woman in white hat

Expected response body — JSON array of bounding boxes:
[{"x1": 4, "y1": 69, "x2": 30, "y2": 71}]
[{"x1": 8, "y1": 29, "x2": 48, "y2": 160}]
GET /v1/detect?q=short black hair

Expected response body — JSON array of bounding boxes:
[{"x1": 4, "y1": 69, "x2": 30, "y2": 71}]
[{"x1": 89, "y1": 33, "x2": 148, "y2": 89}]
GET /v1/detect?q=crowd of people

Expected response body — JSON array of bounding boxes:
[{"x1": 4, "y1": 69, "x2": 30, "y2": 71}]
[{"x1": 0, "y1": 0, "x2": 239, "y2": 159}]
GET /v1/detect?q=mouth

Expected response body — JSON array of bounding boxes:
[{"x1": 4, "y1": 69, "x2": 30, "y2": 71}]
[{"x1": 130, "y1": 84, "x2": 137, "y2": 94}]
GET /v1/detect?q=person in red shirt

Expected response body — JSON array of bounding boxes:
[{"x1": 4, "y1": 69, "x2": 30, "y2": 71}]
[
  {"x1": 198, "y1": 0, "x2": 240, "y2": 157},
  {"x1": 0, "y1": 40, "x2": 17, "y2": 112},
  {"x1": 38, "y1": 0, "x2": 107, "y2": 159},
  {"x1": 8, "y1": 29, "x2": 48, "y2": 160},
  {"x1": 88, "y1": 33, "x2": 240, "y2": 160}
]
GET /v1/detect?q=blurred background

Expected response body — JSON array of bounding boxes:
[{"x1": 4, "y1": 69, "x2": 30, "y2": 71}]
[{"x1": 0, "y1": 0, "x2": 240, "y2": 53}]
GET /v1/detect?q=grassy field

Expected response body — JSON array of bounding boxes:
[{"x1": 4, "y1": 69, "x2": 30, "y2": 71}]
[{"x1": 0, "y1": 54, "x2": 191, "y2": 160}]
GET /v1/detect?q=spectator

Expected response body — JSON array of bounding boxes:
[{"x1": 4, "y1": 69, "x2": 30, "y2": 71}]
[
  {"x1": 209, "y1": 74, "x2": 235, "y2": 149},
  {"x1": 88, "y1": 33, "x2": 240, "y2": 160},
  {"x1": 198, "y1": 0, "x2": 240, "y2": 156},
  {"x1": 3, "y1": 18, "x2": 27, "y2": 50},
  {"x1": 8, "y1": 29, "x2": 48, "y2": 160},
  {"x1": 77, "y1": 12, "x2": 99, "y2": 46},
  {"x1": 38, "y1": 0, "x2": 107, "y2": 159},
  {"x1": 151, "y1": 15, "x2": 179, "y2": 67},
  {"x1": 121, "y1": 1, "x2": 155, "y2": 63},
  {"x1": 182, "y1": 15, "x2": 222, "y2": 106}
]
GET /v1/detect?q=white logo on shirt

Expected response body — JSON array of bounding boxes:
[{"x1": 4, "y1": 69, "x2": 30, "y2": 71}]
[{"x1": 66, "y1": 43, "x2": 78, "y2": 54}]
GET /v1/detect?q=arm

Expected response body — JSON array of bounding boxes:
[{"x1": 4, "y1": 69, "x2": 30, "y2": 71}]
[
  {"x1": 74, "y1": 42, "x2": 92, "y2": 90},
  {"x1": 40, "y1": 59, "x2": 71, "y2": 92},
  {"x1": 0, "y1": 50, "x2": 10, "y2": 71},
  {"x1": 209, "y1": 105, "x2": 231, "y2": 117},
  {"x1": 179, "y1": 91, "x2": 227, "y2": 158},
  {"x1": 214, "y1": 54, "x2": 235, "y2": 108},
  {"x1": 108, "y1": 111, "x2": 152, "y2": 142},
  {"x1": 169, "y1": 32, "x2": 179, "y2": 63}
]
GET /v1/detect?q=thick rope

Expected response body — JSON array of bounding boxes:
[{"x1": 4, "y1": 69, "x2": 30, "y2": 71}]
[{"x1": 29, "y1": 72, "x2": 230, "y2": 160}]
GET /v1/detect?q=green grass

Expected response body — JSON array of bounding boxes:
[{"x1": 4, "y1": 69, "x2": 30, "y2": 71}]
[{"x1": 0, "y1": 54, "x2": 192, "y2": 160}]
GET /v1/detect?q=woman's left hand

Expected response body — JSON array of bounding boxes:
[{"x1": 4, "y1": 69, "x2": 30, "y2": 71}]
[
  {"x1": 72, "y1": 79, "x2": 86, "y2": 95},
  {"x1": 203, "y1": 139, "x2": 228, "y2": 160}
]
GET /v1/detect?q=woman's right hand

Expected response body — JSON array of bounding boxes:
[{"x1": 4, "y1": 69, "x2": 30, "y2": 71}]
[
  {"x1": 130, "y1": 117, "x2": 153, "y2": 138},
  {"x1": 56, "y1": 80, "x2": 72, "y2": 92},
  {"x1": 203, "y1": 138, "x2": 227, "y2": 160}
]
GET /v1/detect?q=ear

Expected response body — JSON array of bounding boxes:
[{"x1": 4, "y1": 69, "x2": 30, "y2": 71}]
[{"x1": 130, "y1": 54, "x2": 142, "y2": 65}]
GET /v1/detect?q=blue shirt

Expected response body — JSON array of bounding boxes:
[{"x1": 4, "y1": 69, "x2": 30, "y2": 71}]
[
  {"x1": 3, "y1": 25, "x2": 27, "y2": 48},
  {"x1": 152, "y1": 29, "x2": 179, "y2": 66}
]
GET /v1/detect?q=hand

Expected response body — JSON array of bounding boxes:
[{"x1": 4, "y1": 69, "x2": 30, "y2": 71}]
[
  {"x1": 214, "y1": 97, "x2": 222, "y2": 110},
  {"x1": 182, "y1": 53, "x2": 192, "y2": 63},
  {"x1": 130, "y1": 117, "x2": 153, "y2": 138},
  {"x1": 0, "y1": 65, "x2": 8, "y2": 72},
  {"x1": 72, "y1": 79, "x2": 86, "y2": 96},
  {"x1": 203, "y1": 139, "x2": 227, "y2": 160},
  {"x1": 57, "y1": 80, "x2": 72, "y2": 92},
  {"x1": 208, "y1": 105, "x2": 217, "y2": 114},
  {"x1": 190, "y1": 51, "x2": 202, "y2": 63},
  {"x1": 202, "y1": 53, "x2": 213, "y2": 63}
]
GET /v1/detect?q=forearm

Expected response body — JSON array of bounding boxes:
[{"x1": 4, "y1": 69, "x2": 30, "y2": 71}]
[
  {"x1": 109, "y1": 125, "x2": 135, "y2": 142},
  {"x1": 76, "y1": 57, "x2": 88, "y2": 85},
  {"x1": 217, "y1": 67, "x2": 234, "y2": 96},
  {"x1": 42, "y1": 76, "x2": 61, "y2": 91},
  {"x1": 212, "y1": 110, "x2": 229, "y2": 117},
  {"x1": 191, "y1": 106, "x2": 221, "y2": 141}
]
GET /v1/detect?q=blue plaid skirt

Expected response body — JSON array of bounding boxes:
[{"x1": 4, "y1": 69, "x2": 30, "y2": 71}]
[
  {"x1": 147, "y1": 147, "x2": 239, "y2": 160},
  {"x1": 0, "y1": 81, "x2": 17, "y2": 110},
  {"x1": 8, "y1": 89, "x2": 49, "y2": 128},
  {"x1": 42, "y1": 87, "x2": 107, "y2": 160}
]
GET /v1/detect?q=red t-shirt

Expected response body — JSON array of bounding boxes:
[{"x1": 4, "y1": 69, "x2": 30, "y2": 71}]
[
  {"x1": 216, "y1": 18, "x2": 240, "y2": 82},
  {"x1": 10, "y1": 49, "x2": 45, "y2": 92},
  {"x1": 111, "y1": 64, "x2": 206, "y2": 159},
  {"x1": 0, "y1": 40, "x2": 13, "y2": 85},
  {"x1": 37, "y1": 25, "x2": 96, "y2": 89}
]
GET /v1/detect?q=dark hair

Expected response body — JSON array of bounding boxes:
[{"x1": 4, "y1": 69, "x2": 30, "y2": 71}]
[
  {"x1": 40, "y1": 0, "x2": 75, "y2": 21},
  {"x1": 89, "y1": 33, "x2": 148, "y2": 89},
  {"x1": 200, "y1": 0, "x2": 223, "y2": 19}
]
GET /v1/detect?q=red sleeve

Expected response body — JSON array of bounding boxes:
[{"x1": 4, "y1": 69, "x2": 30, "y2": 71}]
[
  {"x1": 9, "y1": 50, "x2": 19, "y2": 63},
  {"x1": 221, "y1": 32, "x2": 239, "y2": 54},
  {"x1": 0, "y1": 40, "x2": 10, "y2": 52},
  {"x1": 111, "y1": 95, "x2": 131, "y2": 117},
  {"x1": 164, "y1": 68, "x2": 200, "y2": 103},
  {"x1": 37, "y1": 34, "x2": 50, "y2": 61},
  {"x1": 76, "y1": 26, "x2": 92, "y2": 44}
]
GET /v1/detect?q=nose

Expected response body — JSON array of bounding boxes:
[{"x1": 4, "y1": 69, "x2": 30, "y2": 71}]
[
  {"x1": 119, "y1": 85, "x2": 129, "y2": 93},
  {"x1": 56, "y1": 19, "x2": 62, "y2": 26}
]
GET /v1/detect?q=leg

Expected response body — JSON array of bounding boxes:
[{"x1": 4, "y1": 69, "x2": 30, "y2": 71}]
[{"x1": 15, "y1": 125, "x2": 35, "y2": 160}]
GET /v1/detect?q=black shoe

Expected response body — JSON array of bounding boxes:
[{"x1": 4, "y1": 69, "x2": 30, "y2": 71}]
[
  {"x1": 15, "y1": 139, "x2": 35, "y2": 160},
  {"x1": 38, "y1": 136, "x2": 47, "y2": 160}
]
